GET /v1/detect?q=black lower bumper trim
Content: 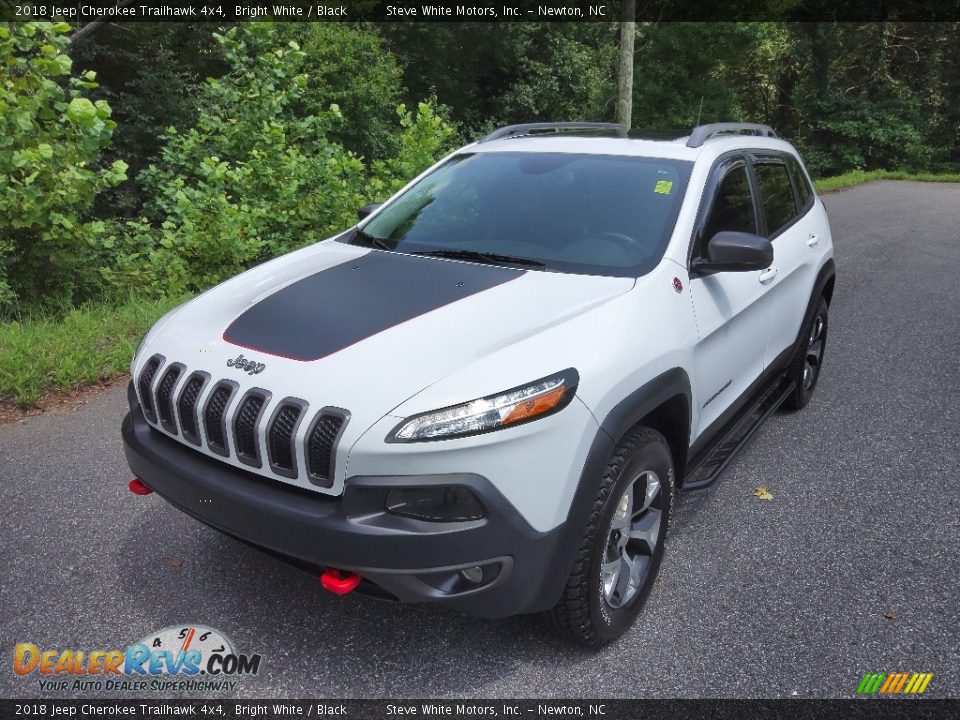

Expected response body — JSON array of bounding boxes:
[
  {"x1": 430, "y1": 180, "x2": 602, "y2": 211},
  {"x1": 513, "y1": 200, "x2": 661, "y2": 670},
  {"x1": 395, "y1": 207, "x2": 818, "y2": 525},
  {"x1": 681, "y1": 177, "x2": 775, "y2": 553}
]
[{"x1": 121, "y1": 384, "x2": 570, "y2": 618}]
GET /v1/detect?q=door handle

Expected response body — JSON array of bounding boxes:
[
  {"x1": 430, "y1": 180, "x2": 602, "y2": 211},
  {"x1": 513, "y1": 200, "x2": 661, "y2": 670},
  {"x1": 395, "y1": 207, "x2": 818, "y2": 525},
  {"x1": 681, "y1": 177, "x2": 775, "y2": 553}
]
[
  {"x1": 758, "y1": 267, "x2": 778, "y2": 284},
  {"x1": 807, "y1": 234, "x2": 820, "y2": 247}
]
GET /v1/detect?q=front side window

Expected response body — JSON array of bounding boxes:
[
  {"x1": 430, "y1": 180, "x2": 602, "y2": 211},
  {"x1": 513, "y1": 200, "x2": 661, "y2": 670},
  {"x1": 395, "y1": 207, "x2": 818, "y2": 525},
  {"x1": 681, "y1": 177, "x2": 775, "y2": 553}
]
[
  {"x1": 699, "y1": 163, "x2": 757, "y2": 256},
  {"x1": 754, "y1": 161, "x2": 798, "y2": 237},
  {"x1": 350, "y1": 152, "x2": 693, "y2": 277}
]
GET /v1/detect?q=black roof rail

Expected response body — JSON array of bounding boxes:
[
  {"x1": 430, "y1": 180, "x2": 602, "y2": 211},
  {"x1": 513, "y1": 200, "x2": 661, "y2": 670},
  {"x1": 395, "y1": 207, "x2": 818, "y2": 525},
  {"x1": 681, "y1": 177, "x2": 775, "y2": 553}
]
[
  {"x1": 480, "y1": 122, "x2": 627, "y2": 143},
  {"x1": 686, "y1": 122, "x2": 778, "y2": 148}
]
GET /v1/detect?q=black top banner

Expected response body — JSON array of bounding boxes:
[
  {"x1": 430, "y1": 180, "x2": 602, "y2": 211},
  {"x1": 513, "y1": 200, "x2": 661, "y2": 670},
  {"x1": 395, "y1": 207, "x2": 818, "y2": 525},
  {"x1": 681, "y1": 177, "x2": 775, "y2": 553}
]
[{"x1": 2, "y1": 0, "x2": 960, "y2": 22}]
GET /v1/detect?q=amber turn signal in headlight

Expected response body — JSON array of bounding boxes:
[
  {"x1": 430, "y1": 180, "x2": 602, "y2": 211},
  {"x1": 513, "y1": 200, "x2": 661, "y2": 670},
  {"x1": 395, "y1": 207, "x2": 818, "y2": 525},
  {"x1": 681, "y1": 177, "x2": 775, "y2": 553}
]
[{"x1": 387, "y1": 369, "x2": 579, "y2": 442}]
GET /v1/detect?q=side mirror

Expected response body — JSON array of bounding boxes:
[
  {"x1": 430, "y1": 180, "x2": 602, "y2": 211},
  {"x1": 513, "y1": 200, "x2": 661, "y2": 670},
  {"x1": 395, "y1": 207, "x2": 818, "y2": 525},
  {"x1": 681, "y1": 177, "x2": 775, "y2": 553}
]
[
  {"x1": 693, "y1": 231, "x2": 773, "y2": 275},
  {"x1": 357, "y1": 203, "x2": 382, "y2": 221}
]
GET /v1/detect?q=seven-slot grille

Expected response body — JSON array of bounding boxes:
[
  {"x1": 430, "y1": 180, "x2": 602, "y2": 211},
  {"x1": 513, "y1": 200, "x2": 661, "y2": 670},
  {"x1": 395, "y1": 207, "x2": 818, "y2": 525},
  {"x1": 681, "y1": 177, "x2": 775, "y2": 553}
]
[{"x1": 136, "y1": 357, "x2": 346, "y2": 488}]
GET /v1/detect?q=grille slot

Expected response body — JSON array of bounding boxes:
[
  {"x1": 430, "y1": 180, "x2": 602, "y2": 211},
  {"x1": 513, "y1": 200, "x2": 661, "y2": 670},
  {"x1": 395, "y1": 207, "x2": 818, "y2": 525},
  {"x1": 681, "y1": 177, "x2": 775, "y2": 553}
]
[
  {"x1": 267, "y1": 400, "x2": 307, "y2": 478},
  {"x1": 203, "y1": 381, "x2": 238, "y2": 456},
  {"x1": 306, "y1": 409, "x2": 349, "y2": 487},
  {"x1": 155, "y1": 364, "x2": 183, "y2": 433},
  {"x1": 137, "y1": 355, "x2": 163, "y2": 423},
  {"x1": 176, "y1": 372, "x2": 209, "y2": 445},
  {"x1": 233, "y1": 390, "x2": 270, "y2": 467}
]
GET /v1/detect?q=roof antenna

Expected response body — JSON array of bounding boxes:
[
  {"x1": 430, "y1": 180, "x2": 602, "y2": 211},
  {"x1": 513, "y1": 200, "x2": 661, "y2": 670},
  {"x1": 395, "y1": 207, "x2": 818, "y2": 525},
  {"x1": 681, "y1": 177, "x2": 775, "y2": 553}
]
[{"x1": 696, "y1": 96, "x2": 704, "y2": 127}]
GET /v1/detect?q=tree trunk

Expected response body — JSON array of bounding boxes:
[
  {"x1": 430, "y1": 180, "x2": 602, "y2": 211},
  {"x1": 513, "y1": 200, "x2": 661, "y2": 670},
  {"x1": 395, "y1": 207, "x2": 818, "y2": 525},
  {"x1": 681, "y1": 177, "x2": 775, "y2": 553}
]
[
  {"x1": 69, "y1": 0, "x2": 136, "y2": 45},
  {"x1": 616, "y1": 0, "x2": 636, "y2": 128}
]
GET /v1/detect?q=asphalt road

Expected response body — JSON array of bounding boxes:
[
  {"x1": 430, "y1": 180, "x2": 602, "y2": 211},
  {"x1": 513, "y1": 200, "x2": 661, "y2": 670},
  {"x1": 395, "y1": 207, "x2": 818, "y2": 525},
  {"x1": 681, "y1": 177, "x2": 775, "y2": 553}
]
[{"x1": 1, "y1": 181, "x2": 958, "y2": 700}]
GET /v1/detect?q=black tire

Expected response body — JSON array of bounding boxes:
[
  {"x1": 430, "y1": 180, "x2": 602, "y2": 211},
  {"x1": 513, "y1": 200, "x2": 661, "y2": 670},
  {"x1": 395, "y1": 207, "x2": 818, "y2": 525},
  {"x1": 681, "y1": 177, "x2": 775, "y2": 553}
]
[
  {"x1": 782, "y1": 296, "x2": 829, "y2": 411},
  {"x1": 550, "y1": 426, "x2": 674, "y2": 648}
]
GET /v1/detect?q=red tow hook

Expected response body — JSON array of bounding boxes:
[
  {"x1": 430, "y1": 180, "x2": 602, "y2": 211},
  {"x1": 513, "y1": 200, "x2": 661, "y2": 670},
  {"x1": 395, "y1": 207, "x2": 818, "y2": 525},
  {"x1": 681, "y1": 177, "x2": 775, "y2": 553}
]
[
  {"x1": 128, "y1": 478, "x2": 153, "y2": 496},
  {"x1": 320, "y1": 568, "x2": 362, "y2": 595}
]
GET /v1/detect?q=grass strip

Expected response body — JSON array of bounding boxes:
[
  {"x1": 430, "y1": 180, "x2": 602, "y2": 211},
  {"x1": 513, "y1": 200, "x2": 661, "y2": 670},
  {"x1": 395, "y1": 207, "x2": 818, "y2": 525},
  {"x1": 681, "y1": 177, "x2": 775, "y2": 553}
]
[
  {"x1": 814, "y1": 169, "x2": 960, "y2": 193},
  {"x1": 0, "y1": 295, "x2": 183, "y2": 407}
]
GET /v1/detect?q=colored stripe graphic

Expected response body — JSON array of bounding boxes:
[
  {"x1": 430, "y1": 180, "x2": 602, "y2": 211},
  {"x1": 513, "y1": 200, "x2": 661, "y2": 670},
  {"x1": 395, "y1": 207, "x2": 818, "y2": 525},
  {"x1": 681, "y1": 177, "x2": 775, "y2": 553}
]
[
  {"x1": 856, "y1": 673, "x2": 885, "y2": 694},
  {"x1": 903, "y1": 674, "x2": 919, "y2": 694},
  {"x1": 857, "y1": 672, "x2": 933, "y2": 695},
  {"x1": 879, "y1": 674, "x2": 897, "y2": 694},
  {"x1": 892, "y1": 673, "x2": 909, "y2": 693}
]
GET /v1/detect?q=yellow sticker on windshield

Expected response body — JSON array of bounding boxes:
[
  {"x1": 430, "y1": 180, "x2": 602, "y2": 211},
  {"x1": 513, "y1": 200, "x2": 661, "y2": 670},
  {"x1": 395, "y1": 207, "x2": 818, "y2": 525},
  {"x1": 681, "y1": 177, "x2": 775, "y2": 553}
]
[{"x1": 654, "y1": 180, "x2": 673, "y2": 195}]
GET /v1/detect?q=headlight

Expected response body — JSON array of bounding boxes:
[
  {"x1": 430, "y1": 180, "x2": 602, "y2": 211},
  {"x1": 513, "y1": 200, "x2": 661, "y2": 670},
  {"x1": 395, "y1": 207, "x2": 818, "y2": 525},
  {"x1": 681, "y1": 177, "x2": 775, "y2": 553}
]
[{"x1": 387, "y1": 369, "x2": 578, "y2": 442}]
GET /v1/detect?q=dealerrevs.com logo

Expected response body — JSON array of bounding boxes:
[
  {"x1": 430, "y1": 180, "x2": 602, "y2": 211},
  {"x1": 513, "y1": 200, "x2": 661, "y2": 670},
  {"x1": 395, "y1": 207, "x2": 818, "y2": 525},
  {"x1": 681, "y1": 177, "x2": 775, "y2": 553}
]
[{"x1": 13, "y1": 625, "x2": 262, "y2": 693}]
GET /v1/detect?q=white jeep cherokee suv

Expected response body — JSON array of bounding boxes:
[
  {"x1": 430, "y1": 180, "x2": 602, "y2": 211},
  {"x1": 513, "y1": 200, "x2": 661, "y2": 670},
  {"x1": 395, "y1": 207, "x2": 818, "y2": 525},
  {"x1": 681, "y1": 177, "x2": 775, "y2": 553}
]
[{"x1": 123, "y1": 122, "x2": 835, "y2": 647}]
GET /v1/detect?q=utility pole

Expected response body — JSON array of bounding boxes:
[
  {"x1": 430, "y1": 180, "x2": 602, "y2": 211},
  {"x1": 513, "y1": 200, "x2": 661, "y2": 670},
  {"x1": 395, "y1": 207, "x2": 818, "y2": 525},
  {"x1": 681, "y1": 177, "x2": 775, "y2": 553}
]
[{"x1": 615, "y1": 0, "x2": 636, "y2": 129}]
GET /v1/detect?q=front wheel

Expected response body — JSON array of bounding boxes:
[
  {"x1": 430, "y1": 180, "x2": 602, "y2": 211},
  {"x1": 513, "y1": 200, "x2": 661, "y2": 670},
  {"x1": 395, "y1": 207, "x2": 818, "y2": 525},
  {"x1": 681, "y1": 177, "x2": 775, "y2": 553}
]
[
  {"x1": 550, "y1": 426, "x2": 673, "y2": 648},
  {"x1": 782, "y1": 296, "x2": 829, "y2": 411}
]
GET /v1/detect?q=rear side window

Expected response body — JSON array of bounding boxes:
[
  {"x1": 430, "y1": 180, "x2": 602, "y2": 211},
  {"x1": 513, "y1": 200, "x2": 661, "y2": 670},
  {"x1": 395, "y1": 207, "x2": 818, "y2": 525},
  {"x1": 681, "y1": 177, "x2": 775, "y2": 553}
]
[
  {"x1": 754, "y1": 162, "x2": 797, "y2": 237},
  {"x1": 702, "y1": 163, "x2": 757, "y2": 245},
  {"x1": 787, "y1": 156, "x2": 813, "y2": 207}
]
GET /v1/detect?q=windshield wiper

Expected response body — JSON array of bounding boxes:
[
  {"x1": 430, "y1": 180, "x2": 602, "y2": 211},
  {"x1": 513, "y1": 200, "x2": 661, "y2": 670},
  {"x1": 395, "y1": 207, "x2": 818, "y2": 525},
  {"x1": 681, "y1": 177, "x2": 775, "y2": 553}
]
[
  {"x1": 352, "y1": 227, "x2": 393, "y2": 252},
  {"x1": 410, "y1": 249, "x2": 546, "y2": 269}
]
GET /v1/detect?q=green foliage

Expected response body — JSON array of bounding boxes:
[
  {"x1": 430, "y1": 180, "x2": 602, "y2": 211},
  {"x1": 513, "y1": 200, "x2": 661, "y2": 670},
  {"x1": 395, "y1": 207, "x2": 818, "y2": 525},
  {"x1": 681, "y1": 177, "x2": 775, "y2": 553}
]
[
  {"x1": 0, "y1": 294, "x2": 183, "y2": 406},
  {"x1": 91, "y1": 23, "x2": 455, "y2": 299},
  {"x1": 0, "y1": 21, "x2": 127, "y2": 313},
  {"x1": 382, "y1": 23, "x2": 615, "y2": 136},
  {"x1": 625, "y1": 21, "x2": 960, "y2": 177},
  {"x1": 630, "y1": 23, "x2": 763, "y2": 129},
  {"x1": 69, "y1": 23, "x2": 228, "y2": 217},
  {"x1": 283, "y1": 23, "x2": 405, "y2": 160},
  {"x1": 369, "y1": 101, "x2": 457, "y2": 198}
]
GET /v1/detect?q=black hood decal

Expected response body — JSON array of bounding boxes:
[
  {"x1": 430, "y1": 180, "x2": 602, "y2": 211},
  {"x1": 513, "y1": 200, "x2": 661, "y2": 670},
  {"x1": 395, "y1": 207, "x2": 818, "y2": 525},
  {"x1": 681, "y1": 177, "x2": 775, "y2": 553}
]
[{"x1": 223, "y1": 250, "x2": 524, "y2": 362}]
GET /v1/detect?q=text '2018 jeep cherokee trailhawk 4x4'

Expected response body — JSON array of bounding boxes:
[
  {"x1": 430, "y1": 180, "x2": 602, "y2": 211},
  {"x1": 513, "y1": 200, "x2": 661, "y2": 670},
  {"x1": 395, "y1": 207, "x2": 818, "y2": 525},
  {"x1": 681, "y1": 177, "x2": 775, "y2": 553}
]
[{"x1": 123, "y1": 122, "x2": 835, "y2": 647}]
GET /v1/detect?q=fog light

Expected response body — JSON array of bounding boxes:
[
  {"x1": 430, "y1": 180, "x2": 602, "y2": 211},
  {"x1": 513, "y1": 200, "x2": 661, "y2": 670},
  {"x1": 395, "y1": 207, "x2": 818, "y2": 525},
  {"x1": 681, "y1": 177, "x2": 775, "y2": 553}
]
[
  {"x1": 460, "y1": 566, "x2": 484, "y2": 584},
  {"x1": 385, "y1": 485, "x2": 485, "y2": 522}
]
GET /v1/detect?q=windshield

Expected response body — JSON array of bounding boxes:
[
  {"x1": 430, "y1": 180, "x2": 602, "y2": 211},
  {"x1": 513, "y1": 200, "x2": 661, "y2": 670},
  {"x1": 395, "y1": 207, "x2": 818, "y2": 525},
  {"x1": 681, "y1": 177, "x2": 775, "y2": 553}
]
[{"x1": 350, "y1": 152, "x2": 693, "y2": 277}]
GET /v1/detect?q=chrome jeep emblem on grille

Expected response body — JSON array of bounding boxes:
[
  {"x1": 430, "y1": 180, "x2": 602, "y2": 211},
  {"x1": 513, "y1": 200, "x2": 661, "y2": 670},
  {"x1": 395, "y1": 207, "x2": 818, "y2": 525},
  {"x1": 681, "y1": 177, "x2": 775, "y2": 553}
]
[{"x1": 226, "y1": 353, "x2": 266, "y2": 375}]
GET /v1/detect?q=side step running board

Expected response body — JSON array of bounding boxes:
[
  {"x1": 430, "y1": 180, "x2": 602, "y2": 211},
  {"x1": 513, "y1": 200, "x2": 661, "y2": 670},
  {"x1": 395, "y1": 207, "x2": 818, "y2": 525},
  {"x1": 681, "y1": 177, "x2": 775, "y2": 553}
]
[{"x1": 682, "y1": 377, "x2": 796, "y2": 491}]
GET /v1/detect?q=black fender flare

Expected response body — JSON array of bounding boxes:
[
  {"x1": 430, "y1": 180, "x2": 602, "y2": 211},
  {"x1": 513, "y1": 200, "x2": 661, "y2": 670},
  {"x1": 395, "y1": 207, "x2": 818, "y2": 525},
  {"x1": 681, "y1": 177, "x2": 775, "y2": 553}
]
[
  {"x1": 787, "y1": 258, "x2": 836, "y2": 363},
  {"x1": 533, "y1": 368, "x2": 691, "y2": 612}
]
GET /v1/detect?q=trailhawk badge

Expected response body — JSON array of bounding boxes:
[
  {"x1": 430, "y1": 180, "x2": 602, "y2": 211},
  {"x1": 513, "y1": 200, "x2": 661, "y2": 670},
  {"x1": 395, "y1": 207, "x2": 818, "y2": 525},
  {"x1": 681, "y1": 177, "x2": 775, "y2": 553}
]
[{"x1": 226, "y1": 353, "x2": 265, "y2": 375}]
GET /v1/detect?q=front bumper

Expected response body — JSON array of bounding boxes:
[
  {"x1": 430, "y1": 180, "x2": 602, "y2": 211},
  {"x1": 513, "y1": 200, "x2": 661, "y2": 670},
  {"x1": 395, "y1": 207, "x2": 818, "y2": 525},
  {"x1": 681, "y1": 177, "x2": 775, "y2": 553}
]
[{"x1": 121, "y1": 384, "x2": 572, "y2": 618}]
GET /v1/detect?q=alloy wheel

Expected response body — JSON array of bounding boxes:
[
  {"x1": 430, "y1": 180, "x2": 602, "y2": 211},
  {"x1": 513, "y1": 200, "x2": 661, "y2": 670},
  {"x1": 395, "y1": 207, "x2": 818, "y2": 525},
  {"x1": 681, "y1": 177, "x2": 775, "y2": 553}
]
[
  {"x1": 803, "y1": 313, "x2": 826, "y2": 390},
  {"x1": 601, "y1": 470, "x2": 662, "y2": 609}
]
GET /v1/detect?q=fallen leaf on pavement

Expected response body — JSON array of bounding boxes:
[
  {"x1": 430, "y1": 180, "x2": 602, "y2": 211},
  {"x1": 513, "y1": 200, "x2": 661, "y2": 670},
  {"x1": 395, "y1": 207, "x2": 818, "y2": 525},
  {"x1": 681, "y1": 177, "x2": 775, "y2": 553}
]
[
  {"x1": 884, "y1": 611, "x2": 896, "y2": 620},
  {"x1": 170, "y1": 558, "x2": 183, "y2": 569},
  {"x1": 754, "y1": 486, "x2": 774, "y2": 501}
]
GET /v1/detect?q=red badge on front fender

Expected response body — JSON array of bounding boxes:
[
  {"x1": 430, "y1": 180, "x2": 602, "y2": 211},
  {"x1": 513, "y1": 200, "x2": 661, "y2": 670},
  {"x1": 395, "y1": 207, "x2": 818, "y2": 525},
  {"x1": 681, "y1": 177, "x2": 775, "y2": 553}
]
[{"x1": 673, "y1": 277, "x2": 683, "y2": 293}]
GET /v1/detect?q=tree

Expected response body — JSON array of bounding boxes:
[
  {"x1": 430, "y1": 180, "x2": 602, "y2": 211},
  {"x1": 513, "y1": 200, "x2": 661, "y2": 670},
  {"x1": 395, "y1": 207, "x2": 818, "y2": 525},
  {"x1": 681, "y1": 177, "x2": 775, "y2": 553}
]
[
  {"x1": 616, "y1": 0, "x2": 636, "y2": 128},
  {"x1": 381, "y1": 23, "x2": 617, "y2": 133},
  {"x1": 0, "y1": 21, "x2": 126, "y2": 313},
  {"x1": 95, "y1": 24, "x2": 455, "y2": 298},
  {"x1": 69, "y1": 22, "x2": 228, "y2": 215}
]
